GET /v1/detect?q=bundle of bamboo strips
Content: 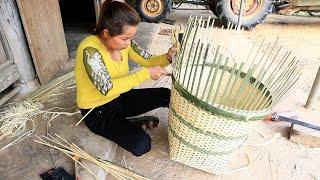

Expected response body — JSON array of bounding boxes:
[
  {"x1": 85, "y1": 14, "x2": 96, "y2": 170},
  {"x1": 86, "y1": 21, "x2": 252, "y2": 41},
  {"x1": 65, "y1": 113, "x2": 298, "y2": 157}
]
[
  {"x1": 0, "y1": 71, "x2": 78, "y2": 150},
  {"x1": 27, "y1": 71, "x2": 75, "y2": 104},
  {"x1": 0, "y1": 101, "x2": 42, "y2": 141},
  {"x1": 35, "y1": 133, "x2": 150, "y2": 180}
]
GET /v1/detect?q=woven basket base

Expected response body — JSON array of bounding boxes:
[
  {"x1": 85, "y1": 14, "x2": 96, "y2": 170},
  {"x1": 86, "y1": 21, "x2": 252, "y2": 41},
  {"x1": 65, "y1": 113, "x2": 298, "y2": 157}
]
[{"x1": 168, "y1": 130, "x2": 232, "y2": 175}]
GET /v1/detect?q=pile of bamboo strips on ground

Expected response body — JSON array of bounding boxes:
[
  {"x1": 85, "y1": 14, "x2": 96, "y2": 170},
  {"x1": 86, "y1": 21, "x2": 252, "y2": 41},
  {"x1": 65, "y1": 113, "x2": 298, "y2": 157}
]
[
  {"x1": 0, "y1": 71, "x2": 77, "y2": 150},
  {"x1": 35, "y1": 133, "x2": 150, "y2": 180},
  {"x1": 1, "y1": 70, "x2": 148, "y2": 179}
]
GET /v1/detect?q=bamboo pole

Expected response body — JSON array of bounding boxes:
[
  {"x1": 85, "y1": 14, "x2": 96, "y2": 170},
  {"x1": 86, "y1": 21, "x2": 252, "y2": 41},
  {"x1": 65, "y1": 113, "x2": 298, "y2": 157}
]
[{"x1": 305, "y1": 66, "x2": 320, "y2": 109}]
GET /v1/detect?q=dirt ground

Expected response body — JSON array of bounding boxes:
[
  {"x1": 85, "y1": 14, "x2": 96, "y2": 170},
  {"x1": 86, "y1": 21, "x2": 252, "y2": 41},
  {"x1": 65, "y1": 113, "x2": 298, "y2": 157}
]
[{"x1": 112, "y1": 7, "x2": 320, "y2": 180}]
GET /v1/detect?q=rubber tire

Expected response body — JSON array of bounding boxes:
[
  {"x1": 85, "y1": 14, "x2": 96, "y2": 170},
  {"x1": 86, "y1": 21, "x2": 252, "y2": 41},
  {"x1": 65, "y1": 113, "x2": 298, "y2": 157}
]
[
  {"x1": 208, "y1": 0, "x2": 218, "y2": 16},
  {"x1": 135, "y1": 0, "x2": 171, "y2": 23},
  {"x1": 216, "y1": 0, "x2": 272, "y2": 29}
]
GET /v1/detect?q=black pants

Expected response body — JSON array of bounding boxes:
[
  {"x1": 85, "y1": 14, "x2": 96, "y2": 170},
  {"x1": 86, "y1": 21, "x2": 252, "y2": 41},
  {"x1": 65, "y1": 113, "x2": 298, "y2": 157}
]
[{"x1": 80, "y1": 88, "x2": 170, "y2": 156}]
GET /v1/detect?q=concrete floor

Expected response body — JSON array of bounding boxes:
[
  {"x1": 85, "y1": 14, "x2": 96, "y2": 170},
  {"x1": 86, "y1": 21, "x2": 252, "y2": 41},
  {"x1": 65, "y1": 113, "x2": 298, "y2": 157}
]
[
  {"x1": 0, "y1": 20, "x2": 161, "y2": 180},
  {"x1": 1, "y1": 5, "x2": 320, "y2": 180}
]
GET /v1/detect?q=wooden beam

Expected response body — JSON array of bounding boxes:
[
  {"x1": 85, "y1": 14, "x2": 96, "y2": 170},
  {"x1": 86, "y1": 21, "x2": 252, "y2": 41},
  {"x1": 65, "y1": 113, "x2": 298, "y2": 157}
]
[
  {"x1": 0, "y1": 61, "x2": 20, "y2": 93},
  {"x1": 16, "y1": 0, "x2": 68, "y2": 84},
  {"x1": 0, "y1": 86, "x2": 21, "y2": 106},
  {"x1": 288, "y1": 124, "x2": 320, "y2": 148},
  {"x1": 94, "y1": 0, "x2": 108, "y2": 23},
  {"x1": 0, "y1": 37, "x2": 6, "y2": 64},
  {"x1": 305, "y1": 66, "x2": 320, "y2": 110},
  {"x1": 293, "y1": 0, "x2": 320, "y2": 6},
  {"x1": 0, "y1": 0, "x2": 36, "y2": 83}
]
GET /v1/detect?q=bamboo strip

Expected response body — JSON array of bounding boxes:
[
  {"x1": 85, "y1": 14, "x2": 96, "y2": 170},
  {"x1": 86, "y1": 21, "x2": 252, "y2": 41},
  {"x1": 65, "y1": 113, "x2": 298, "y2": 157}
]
[{"x1": 206, "y1": 54, "x2": 223, "y2": 103}]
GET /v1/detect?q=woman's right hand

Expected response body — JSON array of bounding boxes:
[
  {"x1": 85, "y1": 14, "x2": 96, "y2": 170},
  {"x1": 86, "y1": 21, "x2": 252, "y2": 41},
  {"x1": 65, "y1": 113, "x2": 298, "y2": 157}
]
[{"x1": 148, "y1": 66, "x2": 169, "y2": 80}]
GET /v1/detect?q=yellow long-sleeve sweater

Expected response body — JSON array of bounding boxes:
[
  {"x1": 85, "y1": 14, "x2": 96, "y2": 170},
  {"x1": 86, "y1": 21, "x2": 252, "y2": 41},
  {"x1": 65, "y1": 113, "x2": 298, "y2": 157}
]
[{"x1": 75, "y1": 35, "x2": 170, "y2": 109}]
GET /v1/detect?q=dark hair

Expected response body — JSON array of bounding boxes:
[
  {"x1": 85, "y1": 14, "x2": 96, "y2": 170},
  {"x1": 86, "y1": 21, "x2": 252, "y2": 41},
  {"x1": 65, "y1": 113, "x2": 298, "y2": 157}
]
[{"x1": 93, "y1": 0, "x2": 140, "y2": 36}]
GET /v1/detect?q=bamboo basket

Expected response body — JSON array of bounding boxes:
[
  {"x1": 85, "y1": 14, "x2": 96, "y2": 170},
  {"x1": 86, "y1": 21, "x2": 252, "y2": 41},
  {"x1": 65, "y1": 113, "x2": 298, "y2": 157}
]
[{"x1": 168, "y1": 16, "x2": 301, "y2": 175}]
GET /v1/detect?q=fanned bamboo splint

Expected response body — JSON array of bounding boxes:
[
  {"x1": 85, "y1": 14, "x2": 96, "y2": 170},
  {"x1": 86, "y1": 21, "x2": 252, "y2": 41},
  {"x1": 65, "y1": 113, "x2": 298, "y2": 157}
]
[
  {"x1": 35, "y1": 134, "x2": 150, "y2": 180},
  {"x1": 168, "y1": 16, "x2": 301, "y2": 174}
]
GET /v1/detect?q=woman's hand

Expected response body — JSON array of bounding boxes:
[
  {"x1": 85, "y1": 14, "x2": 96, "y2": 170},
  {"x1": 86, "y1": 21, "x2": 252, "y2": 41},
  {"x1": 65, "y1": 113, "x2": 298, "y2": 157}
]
[
  {"x1": 166, "y1": 45, "x2": 178, "y2": 63},
  {"x1": 148, "y1": 66, "x2": 169, "y2": 80}
]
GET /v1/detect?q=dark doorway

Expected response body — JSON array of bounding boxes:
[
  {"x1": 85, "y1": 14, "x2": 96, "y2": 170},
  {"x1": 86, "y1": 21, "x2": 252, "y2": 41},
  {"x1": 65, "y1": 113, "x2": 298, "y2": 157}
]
[{"x1": 59, "y1": 0, "x2": 96, "y2": 58}]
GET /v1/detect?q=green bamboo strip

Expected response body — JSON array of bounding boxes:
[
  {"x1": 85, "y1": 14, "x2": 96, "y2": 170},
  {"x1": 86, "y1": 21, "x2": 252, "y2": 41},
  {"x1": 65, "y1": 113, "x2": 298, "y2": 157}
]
[
  {"x1": 232, "y1": 65, "x2": 257, "y2": 109},
  {"x1": 170, "y1": 108, "x2": 247, "y2": 140},
  {"x1": 207, "y1": 18, "x2": 215, "y2": 45},
  {"x1": 264, "y1": 51, "x2": 291, "y2": 84},
  {"x1": 249, "y1": 42, "x2": 270, "y2": 78},
  {"x1": 250, "y1": 51, "x2": 292, "y2": 110},
  {"x1": 190, "y1": 43, "x2": 204, "y2": 93},
  {"x1": 270, "y1": 73, "x2": 301, "y2": 107},
  {"x1": 257, "y1": 67, "x2": 298, "y2": 110},
  {"x1": 200, "y1": 16, "x2": 211, "y2": 43},
  {"x1": 182, "y1": 19, "x2": 201, "y2": 86},
  {"x1": 227, "y1": 22, "x2": 231, "y2": 29},
  {"x1": 201, "y1": 46, "x2": 220, "y2": 100},
  {"x1": 237, "y1": 41, "x2": 276, "y2": 109},
  {"x1": 242, "y1": 42, "x2": 256, "y2": 68},
  {"x1": 246, "y1": 39, "x2": 265, "y2": 72},
  {"x1": 180, "y1": 33, "x2": 198, "y2": 86},
  {"x1": 180, "y1": 16, "x2": 194, "y2": 47},
  {"x1": 186, "y1": 39, "x2": 201, "y2": 89},
  {"x1": 240, "y1": 42, "x2": 275, "y2": 106},
  {"x1": 272, "y1": 73, "x2": 301, "y2": 107},
  {"x1": 270, "y1": 64, "x2": 299, "y2": 98},
  {"x1": 219, "y1": 63, "x2": 238, "y2": 107},
  {"x1": 262, "y1": 73, "x2": 300, "y2": 109},
  {"x1": 168, "y1": 125, "x2": 234, "y2": 155},
  {"x1": 212, "y1": 57, "x2": 229, "y2": 104},
  {"x1": 263, "y1": 66, "x2": 300, "y2": 108},
  {"x1": 176, "y1": 17, "x2": 196, "y2": 80},
  {"x1": 187, "y1": 17, "x2": 205, "y2": 92},
  {"x1": 197, "y1": 16, "x2": 205, "y2": 41},
  {"x1": 196, "y1": 44, "x2": 210, "y2": 98},
  {"x1": 224, "y1": 63, "x2": 244, "y2": 108},
  {"x1": 204, "y1": 17, "x2": 212, "y2": 44},
  {"x1": 254, "y1": 56, "x2": 297, "y2": 108},
  {"x1": 259, "y1": 61, "x2": 299, "y2": 109},
  {"x1": 263, "y1": 38, "x2": 279, "y2": 64},
  {"x1": 172, "y1": 80, "x2": 268, "y2": 121},
  {"x1": 267, "y1": 58, "x2": 298, "y2": 95},
  {"x1": 241, "y1": 68, "x2": 267, "y2": 110},
  {"x1": 206, "y1": 53, "x2": 223, "y2": 103},
  {"x1": 259, "y1": 46, "x2": 282, "y2": 83}
]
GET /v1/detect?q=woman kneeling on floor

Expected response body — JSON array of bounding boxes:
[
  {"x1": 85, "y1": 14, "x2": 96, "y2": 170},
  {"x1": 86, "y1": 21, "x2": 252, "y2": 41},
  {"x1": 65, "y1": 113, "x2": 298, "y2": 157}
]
[{"x1": 75, "y1": 0, "x2": 176, "y2": 156}]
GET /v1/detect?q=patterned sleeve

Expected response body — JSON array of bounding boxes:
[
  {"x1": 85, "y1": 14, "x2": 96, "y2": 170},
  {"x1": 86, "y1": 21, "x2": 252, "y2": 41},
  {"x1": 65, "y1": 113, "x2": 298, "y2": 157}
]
[
  {"x1": 83, "y1": 47, "x2": 113, "y2": 95},
  {"x1": 131, "y1": 39, "x2": 153, "y2": 59},
  {"x1": 129, "y1": 40, "x2": 170, "y2": 67}
]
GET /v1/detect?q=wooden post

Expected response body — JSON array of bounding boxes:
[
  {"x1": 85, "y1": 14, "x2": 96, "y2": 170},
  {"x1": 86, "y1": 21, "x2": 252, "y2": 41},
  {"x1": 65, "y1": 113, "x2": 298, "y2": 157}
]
[
  {"x1": 17, "y1": 0, "x2": 69, "y2": 84},
  {"x1": 305, "y1": 66, "x2": 320, "y2": 109},
  {"x1": 94, "y1": 0, "x2": 107, "y2": 23},
  {"x1": 94, "y1": 0, "x2": 125, "y2": 23},
  {"x1": 0, "y1": 0, "x2": 36, "y2": 83}
]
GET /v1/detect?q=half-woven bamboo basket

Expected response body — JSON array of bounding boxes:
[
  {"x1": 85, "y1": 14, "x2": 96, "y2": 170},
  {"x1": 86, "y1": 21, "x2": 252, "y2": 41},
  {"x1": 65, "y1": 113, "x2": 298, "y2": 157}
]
[{"x1": 168, "y1": 16, "x2": 301, "y2": 175}]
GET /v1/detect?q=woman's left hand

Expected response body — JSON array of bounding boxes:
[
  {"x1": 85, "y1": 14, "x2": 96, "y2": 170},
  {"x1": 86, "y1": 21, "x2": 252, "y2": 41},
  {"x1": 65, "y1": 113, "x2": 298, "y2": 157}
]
[{"x1": 166, "y1": 45, "x2": 178, "y2": 63}]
